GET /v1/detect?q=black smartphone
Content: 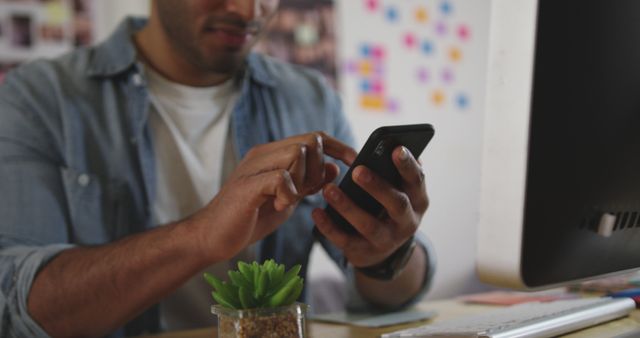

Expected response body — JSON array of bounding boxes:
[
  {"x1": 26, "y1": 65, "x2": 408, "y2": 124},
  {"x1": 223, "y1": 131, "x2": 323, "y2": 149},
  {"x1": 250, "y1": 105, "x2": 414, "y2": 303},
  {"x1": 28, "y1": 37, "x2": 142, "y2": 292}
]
[{"x1": 324, "y1": 124, "x2": 435, "y2": 235}]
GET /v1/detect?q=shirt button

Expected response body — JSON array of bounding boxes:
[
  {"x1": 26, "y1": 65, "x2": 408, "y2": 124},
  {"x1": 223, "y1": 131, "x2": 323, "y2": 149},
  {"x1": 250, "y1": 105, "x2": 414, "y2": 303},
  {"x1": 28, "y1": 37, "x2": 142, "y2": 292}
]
[
  {"x1": 78, "y1": 174, "x2": 90, "y2": 186},
  {"x1": 132, "y1": 74, "x2": 143, "y2": 86}
]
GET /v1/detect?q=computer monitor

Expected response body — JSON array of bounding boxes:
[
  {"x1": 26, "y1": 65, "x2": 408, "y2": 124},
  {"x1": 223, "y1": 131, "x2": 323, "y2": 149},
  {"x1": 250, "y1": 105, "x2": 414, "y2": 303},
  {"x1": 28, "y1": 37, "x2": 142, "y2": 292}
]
[{"x1": 477, "y1": 0, "x2": 640, "y2": 289}]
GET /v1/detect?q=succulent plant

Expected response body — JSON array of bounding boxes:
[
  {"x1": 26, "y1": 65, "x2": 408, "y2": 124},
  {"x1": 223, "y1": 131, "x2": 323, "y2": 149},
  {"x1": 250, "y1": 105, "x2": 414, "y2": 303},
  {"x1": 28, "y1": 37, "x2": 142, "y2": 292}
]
[{"x1": 204, "y1": 260, "x2": 304, "y2": 309}]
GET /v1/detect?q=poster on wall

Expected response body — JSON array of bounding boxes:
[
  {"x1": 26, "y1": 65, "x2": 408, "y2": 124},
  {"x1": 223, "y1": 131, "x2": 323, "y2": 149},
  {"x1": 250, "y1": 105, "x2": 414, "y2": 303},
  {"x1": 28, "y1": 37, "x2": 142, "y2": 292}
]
[
  {"x1": 0, "y1": 0, "x2": 94, "y2": 83},
  {"x1": 255, "y1": 0, "x2": 337, "y2": 87}
]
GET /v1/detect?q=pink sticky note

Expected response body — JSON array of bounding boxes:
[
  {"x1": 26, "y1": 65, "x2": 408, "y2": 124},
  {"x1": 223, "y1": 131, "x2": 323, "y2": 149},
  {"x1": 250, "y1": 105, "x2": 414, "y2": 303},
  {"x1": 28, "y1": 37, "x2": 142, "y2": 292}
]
[
  {"x1": 458, "y1": 24, "x2": 471, "y2": 41},
  {"x1": 372, "y1": 46, "x2": 385, "y2": 60},
  {"x1": 404, "y1": 33, "x2": 417, "y2": 48},
  {"x1": 371, "y1": 80, "x2": 384, "y2": 94},
  {"x1": 365, "y1": 0, "x2": 378, "y2": 12}
]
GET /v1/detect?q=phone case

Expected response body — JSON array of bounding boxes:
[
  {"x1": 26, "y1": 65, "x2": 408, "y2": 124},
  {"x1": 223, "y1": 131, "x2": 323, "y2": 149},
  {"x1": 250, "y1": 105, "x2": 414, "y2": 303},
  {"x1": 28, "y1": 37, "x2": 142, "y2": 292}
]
[{"x1": 325, "y1": 124, "x2": 435, "y2": 235}]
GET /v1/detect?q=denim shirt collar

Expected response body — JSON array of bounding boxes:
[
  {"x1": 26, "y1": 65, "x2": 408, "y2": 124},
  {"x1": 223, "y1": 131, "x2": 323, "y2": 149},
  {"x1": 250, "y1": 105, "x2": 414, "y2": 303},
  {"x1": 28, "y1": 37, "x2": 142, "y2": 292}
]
[{"x1": 86, "y1": 17, "x2": 276, "y2": 87}]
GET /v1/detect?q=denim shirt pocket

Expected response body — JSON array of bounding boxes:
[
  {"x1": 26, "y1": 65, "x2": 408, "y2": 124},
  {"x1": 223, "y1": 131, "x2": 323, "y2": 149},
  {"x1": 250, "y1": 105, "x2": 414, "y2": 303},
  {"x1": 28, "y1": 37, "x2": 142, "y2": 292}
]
[{"x1": 60, "y1": 167, "x2": 127, "y2": 245}]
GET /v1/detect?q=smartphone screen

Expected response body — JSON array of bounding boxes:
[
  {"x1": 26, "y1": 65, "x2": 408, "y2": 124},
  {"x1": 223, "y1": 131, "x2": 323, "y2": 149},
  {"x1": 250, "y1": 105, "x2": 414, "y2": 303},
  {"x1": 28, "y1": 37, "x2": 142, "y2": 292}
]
[{"x1": 324, "y1": 124, "x2": 435, "y2": 235}]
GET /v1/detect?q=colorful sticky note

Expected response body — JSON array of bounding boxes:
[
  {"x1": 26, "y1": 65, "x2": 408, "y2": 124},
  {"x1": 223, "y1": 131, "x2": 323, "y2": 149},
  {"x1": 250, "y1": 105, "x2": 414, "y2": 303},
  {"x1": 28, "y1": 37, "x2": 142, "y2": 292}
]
[
  {"x1": 344, "y1": 60, "x2": 357, "y2": 74},
  {"x1": 372, "y1": 46, "x2": 385, "y2": 60},
  {"x1": 360, "y1": 44, "x2": 371, "y2": 57},
  {"x1": 432, "y1": 89, "x2": 446, "y2": 106},
  {"x1": 361, "y1": 79, "x2": 372, "y2": 93},
  {"x1": 456, "y1": 93, "x2": 470, "y2": 109},
  {"x1": 387, "y1": 99, "x2": 400, "y2": 113},
  {"x1": 417, "y1": 68, "x2": 430, "y2": 84},
  {"x1": 442, "y1": 68, "x2": 454, "y2": 84},
  {"x1": 436, "y1": 21, "x2": 448, "y2": 37},
  {"x1": 449, "y1": 47, "x2": 462, "y2": 62},
  {"x1": 421, "y1": 40, "x2": 435, "y2": 55},
  {"x1": 358, "y1": 61, "x2": 374, "y2": 76},
  {"x1": 371, "y1": 79, "x2": 384, "y2": 94},
  {"x1": 385, "y1": 6, "x2": 399, "y2": 23},
  {"x1": 440, "y1": 1, "x2": 453, "y2": 15},
  {"x1": 415, "y1": 7, "x2": 429, "y2": 24},
  {"x1": 365, "y1": 0, "x2": 379, "y2": 12},
  {"x1": 361, "y1": 95, "x2": 386, "y2": 110},
  {"x1": 404, "y1": 33, "x2": 417, "y2": 49},
  {"x1": 458, "y1": 24, "x2": 471, "y2": 42}
]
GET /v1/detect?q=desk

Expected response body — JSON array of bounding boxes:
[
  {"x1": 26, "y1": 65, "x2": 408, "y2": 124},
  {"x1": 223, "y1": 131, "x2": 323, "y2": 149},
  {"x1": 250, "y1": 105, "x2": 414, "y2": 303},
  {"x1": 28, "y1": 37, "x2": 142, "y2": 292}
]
[{"x1": 138, "y1": 298, "x2": 640, "y2": 338}]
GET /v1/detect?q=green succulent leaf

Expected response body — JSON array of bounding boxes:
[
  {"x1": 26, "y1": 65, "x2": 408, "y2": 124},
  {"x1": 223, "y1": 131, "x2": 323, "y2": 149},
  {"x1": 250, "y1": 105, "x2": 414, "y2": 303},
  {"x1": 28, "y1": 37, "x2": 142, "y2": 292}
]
[
  {"x1": 237, "y1": 262, "x2": 254, "y2": 286},
  {"x1": 228, "y1": 270, "x2": 251, "y2": 290},
  {"x1": 212, "y1": 291, "x2": 238, "y2": 309},
  {"x1": 239, "y1": 286, "x2": 256, "y2": 309},
  {"x1": 204, "y1": 272, "x2": 225, "y2": 293},
  {"x1": 205, "y1": 260, "x2": 304, "y2": 309},
  {"x1": 256, "y1": 268, "x2": 268, "y2": 299},
  {"x1": 268, "y1": 275, "x2": 301, "y2": 307},
  {"x1": 283, "y1": 277, "x2": 304, "y2": 306}
]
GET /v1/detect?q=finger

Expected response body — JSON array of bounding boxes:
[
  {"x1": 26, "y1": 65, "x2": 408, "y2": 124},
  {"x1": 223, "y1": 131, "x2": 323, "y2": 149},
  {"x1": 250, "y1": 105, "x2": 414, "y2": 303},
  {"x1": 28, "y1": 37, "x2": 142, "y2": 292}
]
[
  {"x1": 317, "y1": 132, "x2": 358, "y2": 166},
  {"x1": 289, "y1": 145, "x2": 307, "y2": 191},
  {"x1": 246, "y1": 132, "x2": 357, "y2": 168},
  {"x1": 302, "y1": 133, "x2": 324, "y2": 194},
  {"x1": 322, "y1": 183, "x2": 389, "y2": 249},
  {"x1": 311, "y1": 208, "x2": 352, "y2": 251},
  {"x1": 307, "y1": 162, "x2": 340, "y2": 195},
  {"x1": 323, "y1": 162, "x2": 340, "y2": 185},
  {"x1": 243, "y1": 169, "x2": 299, "y2": 212},
  {"x1": 352, "y1": 165, "x2": 416, "y2": 232},
  {"x1": 237, "y1": 143, "x2": 306, "y2": 177},
  {"x1": 392, "y1": 146, "x2": 429, "y2": 214}
]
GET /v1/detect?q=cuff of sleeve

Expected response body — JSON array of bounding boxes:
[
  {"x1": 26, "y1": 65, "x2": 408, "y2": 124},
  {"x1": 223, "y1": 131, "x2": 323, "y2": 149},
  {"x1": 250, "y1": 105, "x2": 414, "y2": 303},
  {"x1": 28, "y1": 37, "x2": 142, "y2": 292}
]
[
  {"x1": 8, "y1": 244, "x2": 74, "y2": 337},
  {"x1": 345, "y1": 230, "x2": 436, "y2": 312}
]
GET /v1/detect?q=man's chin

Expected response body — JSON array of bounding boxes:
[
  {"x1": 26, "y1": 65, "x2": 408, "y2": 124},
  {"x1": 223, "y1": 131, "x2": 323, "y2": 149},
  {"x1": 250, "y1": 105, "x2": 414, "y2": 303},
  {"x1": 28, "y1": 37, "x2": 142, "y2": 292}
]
[{"x1": 199, "y1": 54, "x2": 245, "y2": 75}]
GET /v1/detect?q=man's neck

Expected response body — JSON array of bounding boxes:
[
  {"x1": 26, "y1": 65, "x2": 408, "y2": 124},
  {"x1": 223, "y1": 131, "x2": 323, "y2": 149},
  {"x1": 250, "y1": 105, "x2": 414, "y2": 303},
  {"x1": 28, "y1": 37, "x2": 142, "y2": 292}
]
[{"x1": 134, "y1": 19, "x2": 232, "y2": 87}]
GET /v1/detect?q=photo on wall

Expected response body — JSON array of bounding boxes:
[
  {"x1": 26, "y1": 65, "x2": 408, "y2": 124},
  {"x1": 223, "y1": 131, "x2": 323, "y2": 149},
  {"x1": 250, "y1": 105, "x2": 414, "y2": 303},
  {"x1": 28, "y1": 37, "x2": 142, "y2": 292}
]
[
  {"x1": 255, "y1": 0, "x2": 338, "y2": 87},
  {"x1": 10, "y1": 12, "x2": 34, "y2": 48},
  {"x1": 0, "y1": 0, "x2": 95, "y2": 83}
]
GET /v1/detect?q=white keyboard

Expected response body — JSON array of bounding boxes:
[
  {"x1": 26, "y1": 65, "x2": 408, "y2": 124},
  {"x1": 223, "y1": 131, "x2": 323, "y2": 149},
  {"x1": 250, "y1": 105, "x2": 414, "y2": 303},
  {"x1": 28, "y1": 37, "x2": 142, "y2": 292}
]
[{"x1": 382, "y1": 297, "x2": 636, "y2": 338}]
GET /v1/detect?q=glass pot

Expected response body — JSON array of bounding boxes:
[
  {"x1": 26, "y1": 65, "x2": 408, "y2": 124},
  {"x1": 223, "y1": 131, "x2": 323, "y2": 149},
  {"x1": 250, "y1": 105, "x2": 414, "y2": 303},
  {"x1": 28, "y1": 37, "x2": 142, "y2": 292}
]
[{"x1": 211, "y1": 303, "x2": 308, "y2": 338}]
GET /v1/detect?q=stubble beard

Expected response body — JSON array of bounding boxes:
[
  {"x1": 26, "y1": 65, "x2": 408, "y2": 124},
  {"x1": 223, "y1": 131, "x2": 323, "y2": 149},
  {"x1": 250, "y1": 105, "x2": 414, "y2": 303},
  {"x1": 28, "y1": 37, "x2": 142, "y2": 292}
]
[{"x1": 156, "y1": 2, "x2": 248, "y2": 77}]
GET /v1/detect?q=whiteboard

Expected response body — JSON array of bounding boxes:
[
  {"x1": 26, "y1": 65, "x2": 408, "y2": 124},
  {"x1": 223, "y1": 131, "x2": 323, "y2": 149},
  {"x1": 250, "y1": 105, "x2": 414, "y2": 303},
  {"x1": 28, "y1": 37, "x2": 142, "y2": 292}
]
[{"x1": 336, "y1": 0, "x2": 493, "y2": 299}]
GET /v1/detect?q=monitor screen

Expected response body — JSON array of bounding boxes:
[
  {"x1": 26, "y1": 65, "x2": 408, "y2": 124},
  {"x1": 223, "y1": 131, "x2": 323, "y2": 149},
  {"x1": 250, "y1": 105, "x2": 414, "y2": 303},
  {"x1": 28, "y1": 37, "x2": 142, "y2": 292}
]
[{"x1": 477, "y1": 0, "x2": 640, "y2": 289}]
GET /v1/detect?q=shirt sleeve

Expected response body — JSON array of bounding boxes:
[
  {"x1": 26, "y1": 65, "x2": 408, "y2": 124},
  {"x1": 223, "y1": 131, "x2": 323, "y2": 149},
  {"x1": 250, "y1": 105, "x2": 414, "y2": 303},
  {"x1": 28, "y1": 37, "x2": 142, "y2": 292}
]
[
  {"x1": 0, "y1": 69, "x2": 74, "y2": 337},
  {"x1": 316, "y1": 79, "x2": 437, "y2": 312},
  {"x1": 0, "y1": 240, "x2": 73, "y2": 337}
]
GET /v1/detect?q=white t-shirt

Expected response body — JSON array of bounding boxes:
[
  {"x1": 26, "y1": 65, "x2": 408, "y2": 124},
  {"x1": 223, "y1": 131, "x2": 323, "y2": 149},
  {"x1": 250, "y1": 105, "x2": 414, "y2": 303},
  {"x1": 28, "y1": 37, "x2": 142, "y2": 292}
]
[{"x1": 145, "y1": 66, "x2": 255, "y2": 331}]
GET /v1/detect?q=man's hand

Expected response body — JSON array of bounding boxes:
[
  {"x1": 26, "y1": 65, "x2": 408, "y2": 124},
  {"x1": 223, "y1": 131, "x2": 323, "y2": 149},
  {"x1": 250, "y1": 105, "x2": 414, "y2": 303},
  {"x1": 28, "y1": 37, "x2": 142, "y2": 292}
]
[
  {"x1": 311, "y1": 146, "x2": 428, "y2": 268},
  {"x1": 191, "y1": 132, "x2": 357, "y2": 263}
]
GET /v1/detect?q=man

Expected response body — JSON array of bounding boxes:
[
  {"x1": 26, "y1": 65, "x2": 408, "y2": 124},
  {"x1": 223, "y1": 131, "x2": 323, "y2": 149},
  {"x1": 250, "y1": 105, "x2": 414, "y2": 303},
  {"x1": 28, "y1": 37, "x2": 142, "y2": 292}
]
[{"x1": 0, "y1": 0, "x2": 435, "y2": 337}]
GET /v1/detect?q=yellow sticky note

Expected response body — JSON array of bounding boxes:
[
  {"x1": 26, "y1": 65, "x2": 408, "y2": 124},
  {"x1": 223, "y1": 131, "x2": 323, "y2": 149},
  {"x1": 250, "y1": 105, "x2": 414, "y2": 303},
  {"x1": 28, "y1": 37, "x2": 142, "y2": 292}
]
[
  {"x1": 358, "y1": 61, "x2": 374, "y2": 76},
  {"x1": 45, "y1": 1, "x2": 71, "y2": 25},
  {"x1": 432, "y1": 90, "x2": 445, "y2": 106},
  {"x1": 449, "y1": 47, "x2": 463, "y2": 62},
  {"x1": 361, "y1": 95, "x2": 385, "y2": 110},
  {"x1": 415, "y1": 7, "x2": 429, "y2": 23}
]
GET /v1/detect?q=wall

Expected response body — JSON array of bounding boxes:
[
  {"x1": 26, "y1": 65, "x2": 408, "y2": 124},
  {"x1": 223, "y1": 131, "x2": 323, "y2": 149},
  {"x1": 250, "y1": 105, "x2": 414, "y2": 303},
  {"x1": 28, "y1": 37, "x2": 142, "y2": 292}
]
[
  {"x1": 93, "y1": 0, "x2": 149, "y2": 43},
  {"x1": 310, "y1": 0, "x2": 495, "y2": 301}
]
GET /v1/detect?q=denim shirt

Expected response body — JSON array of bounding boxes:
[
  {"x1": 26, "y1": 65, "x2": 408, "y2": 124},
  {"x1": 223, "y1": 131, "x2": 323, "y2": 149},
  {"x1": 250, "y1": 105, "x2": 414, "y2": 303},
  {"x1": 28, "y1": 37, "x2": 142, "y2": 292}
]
[{"x1": 0, "y1": 18, "x2": 435, "y2": 337}]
